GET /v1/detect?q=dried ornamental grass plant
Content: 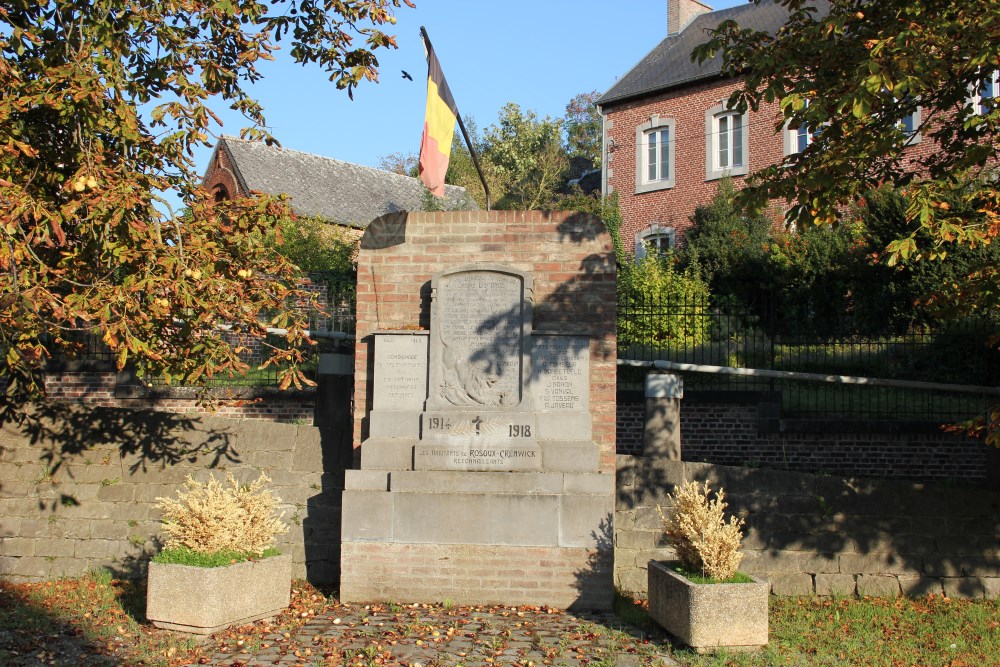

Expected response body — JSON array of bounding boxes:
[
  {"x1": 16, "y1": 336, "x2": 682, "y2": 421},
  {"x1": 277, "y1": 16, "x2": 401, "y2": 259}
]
[
  {"x1": 155, "y1": 473, "x2": 287, "y2": 558},
  {"x1": 657, "y1": 480, "x2": 745, "y2": 581}
]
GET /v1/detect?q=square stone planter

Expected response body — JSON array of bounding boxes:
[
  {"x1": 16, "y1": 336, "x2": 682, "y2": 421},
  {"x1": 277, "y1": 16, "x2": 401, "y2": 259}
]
[
  {"x1": 648, "y1": 560, "x2": 768, "y2": 652},
  {"x1": 146, "y1": 554, "x2": 291, "y2": 635}
]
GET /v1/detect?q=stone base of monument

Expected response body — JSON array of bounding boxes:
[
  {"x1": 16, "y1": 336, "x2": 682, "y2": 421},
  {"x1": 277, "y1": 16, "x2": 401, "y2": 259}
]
[{"x1": 340, "y1": 469, "x2": 614, "y2": 610}]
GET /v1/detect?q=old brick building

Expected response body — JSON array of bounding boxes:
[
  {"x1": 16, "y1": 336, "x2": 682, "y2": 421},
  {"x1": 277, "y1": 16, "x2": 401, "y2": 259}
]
[
  {"x1": 202, "y1": 136, "x2": 475, "y2": 231},
  {"x1": 597, "y1": 0, "x2": 942, "y2": 257}
]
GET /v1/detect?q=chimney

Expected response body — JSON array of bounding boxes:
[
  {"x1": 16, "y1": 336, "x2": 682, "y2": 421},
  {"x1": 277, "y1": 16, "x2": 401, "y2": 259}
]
[{"x1": 668, "y1": 0, "x2": 712, "y2": 35}]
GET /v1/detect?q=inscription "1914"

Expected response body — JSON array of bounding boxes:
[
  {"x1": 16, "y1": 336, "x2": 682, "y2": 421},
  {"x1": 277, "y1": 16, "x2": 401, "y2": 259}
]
[{"x1": 424, "y1": 413, "x2": 533, "y2": 439}]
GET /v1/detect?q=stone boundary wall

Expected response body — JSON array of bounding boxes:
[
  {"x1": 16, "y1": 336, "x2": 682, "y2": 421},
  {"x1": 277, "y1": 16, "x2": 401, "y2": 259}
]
[
  {"x1": 616, "y1": 392, "x2": 992, "y2": 483},
  {"x1": 616, "y1": 456, "x2": 1000, "y2": 599},
  {"x1": 352, "y1": 210, "x2": 618, "y2": 472},
  {"x1": 43, "y1": 372, "x2": 316, "y2": 423},
  {"x1": 0, "y1": 406, "x2": 342, "y2": 583}
]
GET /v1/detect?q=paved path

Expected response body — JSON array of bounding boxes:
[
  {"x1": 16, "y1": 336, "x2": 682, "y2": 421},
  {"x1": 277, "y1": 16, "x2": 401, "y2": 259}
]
[{"x1": 198, "y1": 602, "x2": 677, "y2": 667}]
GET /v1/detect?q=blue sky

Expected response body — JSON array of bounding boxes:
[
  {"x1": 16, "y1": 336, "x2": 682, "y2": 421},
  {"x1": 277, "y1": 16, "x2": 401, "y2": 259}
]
[{"x1": 193, "y1": 0, "x2": 745, "y2": 179}]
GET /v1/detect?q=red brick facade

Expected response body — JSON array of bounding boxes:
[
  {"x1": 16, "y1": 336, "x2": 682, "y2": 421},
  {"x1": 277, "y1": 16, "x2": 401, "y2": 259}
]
[
  {"x1": 201, "y1": 141, "x2": 242, "y2": 202},
  {"x1": 340, "y1": 543, "x2": 611, "y2": 610},
  {"x1": 602, "y1": 77, "x2": 940, "y2": 254},
  {"x1": 352, "y1": 211, "x2": 618, "y2": 472},
  {"x1": 604, "y1": 77, "x2": 785, "y2": 251}
]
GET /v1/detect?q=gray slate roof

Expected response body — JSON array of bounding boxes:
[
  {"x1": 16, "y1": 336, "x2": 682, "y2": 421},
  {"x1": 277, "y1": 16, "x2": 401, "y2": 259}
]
[
  {"x1": 598, "y1": 0, "x2": 830, "y2": 107},
  {"x1": 210, "y1": 137, "x2": 476, "y2": 228}
]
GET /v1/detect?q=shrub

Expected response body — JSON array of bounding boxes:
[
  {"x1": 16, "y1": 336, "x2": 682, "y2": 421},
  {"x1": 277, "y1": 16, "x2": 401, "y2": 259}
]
[
  {"x1": 155, "y1": 473, "x2": 287, "y2": 558},
  {"x1": 618, "y1": 253, "x2": 712, "y2": 349},
  {"x1": 658, "y1": 481, "x2": 744, "y2": 581},
  {"x1": 682, "y1": 176, "x2": 772, "y2": 307}
]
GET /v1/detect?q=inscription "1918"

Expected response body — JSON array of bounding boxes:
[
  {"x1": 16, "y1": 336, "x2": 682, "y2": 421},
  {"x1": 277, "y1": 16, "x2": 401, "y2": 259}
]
[
  {"x1": 428, "y1": 417, "x2": 452, "y2": 431},
  {"x1": 508, "y1": 425, "x2": 531, "y2": 438}
]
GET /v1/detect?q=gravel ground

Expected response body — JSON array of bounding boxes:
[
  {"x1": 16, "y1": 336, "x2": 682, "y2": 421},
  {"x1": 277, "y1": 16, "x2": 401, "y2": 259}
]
[{"x1": 196, "y1": 600, "x2": 677, "y2": 667}]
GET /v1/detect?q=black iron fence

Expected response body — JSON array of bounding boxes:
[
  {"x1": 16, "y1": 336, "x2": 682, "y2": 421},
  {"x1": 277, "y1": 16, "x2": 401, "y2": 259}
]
[
  {"x1": 618, "y1": 294, "x2": 1000, "y2": 422},
  {"x1": 43, "y1": 282, "x2": 999, "y2": 421},
  {"x1": 46, "y1": 274, "x2": 357, "y2": 388}
]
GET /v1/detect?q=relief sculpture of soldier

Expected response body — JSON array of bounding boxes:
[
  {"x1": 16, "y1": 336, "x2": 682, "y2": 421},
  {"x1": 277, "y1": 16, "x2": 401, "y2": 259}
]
[{"x1": 439, "y1": 342, "x2": 516, "y2": 407}]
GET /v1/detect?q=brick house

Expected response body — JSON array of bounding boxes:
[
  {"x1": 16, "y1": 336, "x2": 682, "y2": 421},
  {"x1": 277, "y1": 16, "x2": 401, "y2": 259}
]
[
  {"x1": 596, "y1": 0, "x2": 941, "y2": 257},
  {"x1": 202, "y1": 136, "x2": 476, "y2": 234}
]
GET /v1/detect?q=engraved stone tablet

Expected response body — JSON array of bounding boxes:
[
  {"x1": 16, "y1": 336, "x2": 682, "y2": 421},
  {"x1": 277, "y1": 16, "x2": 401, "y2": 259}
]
[
  {"x1": 531, "y1": 335, "x2": 589, "y2": 413},
  {"x1": 427, "y1": 267, "x2": 533, "y2": 411},
  {"x1": 373, "y1": 334, "x2": 428, "y2": 411},
  {"x1": 418, "y1": 265, "x2": 539, "y2": 470}
]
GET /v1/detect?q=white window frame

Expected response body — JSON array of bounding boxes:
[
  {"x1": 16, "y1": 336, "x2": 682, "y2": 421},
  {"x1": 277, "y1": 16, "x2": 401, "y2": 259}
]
[
  {"x1": 635, "y1": 115, "x2": 676, "y2": 194},
  {"x1": 705, "y1": 103, "x2": 749, "y2": 181},
  {"x1": 878, "y1": 89, "x2": 922, "y2": 146},
  {"x1": 634, "y1": 225, "x2": 676, "y2": 261},
  {"x1": 783, "y1": 100, "x2": 822, "y2": 156},
  {"x1": 970, "y1": 70, "x2": 999, "y2": 115},
  {"x1": 897, "y1": 105, "x2": 922, "y2": 145}
]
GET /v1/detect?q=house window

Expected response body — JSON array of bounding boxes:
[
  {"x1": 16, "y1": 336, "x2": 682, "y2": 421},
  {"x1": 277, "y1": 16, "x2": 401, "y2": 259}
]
[
  {"x1": 784, "y1": 120, "x2": 820, "y2": 156},
  {"x1": 898, "y1": 106, "x2": 920, "y2": 138},
  {"x1": 972, "y1": 70, "x2": 999, "y2": 115},
  {"x1": 879, "y1": 89, "x2": 921, "y2": 145},
  {"x1": 635, "y1": 225, "x2": 675, "y2": 261},
  {"x1": 705, "y1": 104, "x2": 749, "y2": 180},
  {"x1": 635, "y1": 116, "x2": 676, "y2": 193},
  {"x1": 783, "y1": 100, "x2": 822, "y2": 156}
]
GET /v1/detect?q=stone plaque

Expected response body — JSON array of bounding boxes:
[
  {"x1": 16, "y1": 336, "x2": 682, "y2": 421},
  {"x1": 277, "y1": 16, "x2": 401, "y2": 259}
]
[
  {"x1": 421, "y1": 411, "x2": 536, "y2": 443},
  {"x1": 414, "y1": 443, "x2": 540, "y2": 472},
  {"x1": 531, "y1": 335, "x2": 589, "y2": 412},
  {"x1": 372, "y1": 334, "x2": 428, "y2": 411},
  {"x1": 416, "y1": 410, "x2": 541, "y2": 469},
  {"x1": 428, "y1": 267, "x2": 532, "y2": 410}
]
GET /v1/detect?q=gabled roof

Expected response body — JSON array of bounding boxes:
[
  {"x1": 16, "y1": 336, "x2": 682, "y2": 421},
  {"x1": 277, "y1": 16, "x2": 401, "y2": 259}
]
[
  {"x1": 207, "y1": 137, "x2": 476, "y2": 229},
  {"x1": 598, "y1": 0, "x2": 830, "y2": 107}
]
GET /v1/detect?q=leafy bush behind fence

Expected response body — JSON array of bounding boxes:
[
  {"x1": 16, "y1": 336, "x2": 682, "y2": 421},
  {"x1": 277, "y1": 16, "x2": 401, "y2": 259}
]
[{"x1": 618, "y1": 294, "x2": 999, "y2": 421}]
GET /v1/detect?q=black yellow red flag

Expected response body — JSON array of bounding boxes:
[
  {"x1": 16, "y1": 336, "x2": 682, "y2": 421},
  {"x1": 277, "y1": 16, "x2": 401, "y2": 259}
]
[{"x1": 418, "y1": 34, "x2": 459, "y2": 198}]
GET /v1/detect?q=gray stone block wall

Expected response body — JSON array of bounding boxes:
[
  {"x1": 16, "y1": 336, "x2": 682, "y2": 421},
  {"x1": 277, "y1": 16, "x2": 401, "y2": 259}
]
[
  {"x1": 0, "y1": 404, "x2": 344, "y2": 583},
  {"x1": 616, "y1": 456, "x2": 1000, "y2": 599}
]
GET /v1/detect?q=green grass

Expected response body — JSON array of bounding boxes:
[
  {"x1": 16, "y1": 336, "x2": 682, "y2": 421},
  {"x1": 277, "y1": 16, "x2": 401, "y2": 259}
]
[
  {"x1": 671, "y1": 566, "x2": 754, "y2": 585},
  {"x1": 152, "y1": 546, "x2": 280, "y2": 567},
  {"x1": 673, "y1": 595, "x2": 1000, "y2": 667}
]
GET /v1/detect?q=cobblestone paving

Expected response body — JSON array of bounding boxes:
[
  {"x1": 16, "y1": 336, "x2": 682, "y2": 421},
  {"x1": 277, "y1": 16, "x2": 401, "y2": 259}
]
[{"x1": 197, "y1": 602, "x2": 677, "y2": 667}]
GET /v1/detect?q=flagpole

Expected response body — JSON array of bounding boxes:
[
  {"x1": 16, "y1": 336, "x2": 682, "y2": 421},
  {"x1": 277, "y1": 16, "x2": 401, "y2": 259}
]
[{"x1": 420, "y1": 27, "x2": 492, "y2": 211}]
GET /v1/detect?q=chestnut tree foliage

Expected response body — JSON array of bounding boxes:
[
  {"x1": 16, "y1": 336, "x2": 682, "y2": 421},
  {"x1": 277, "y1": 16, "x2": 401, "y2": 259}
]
[
  {"x1": 0, "y1": 0, "x2": 412, "y2": 402},
  {"x1": 695, "y1": 0, "x2": 999, "y2": 299},
  {"x1": 696, "y1": 0, "x2": 1000, "y2": 444}
]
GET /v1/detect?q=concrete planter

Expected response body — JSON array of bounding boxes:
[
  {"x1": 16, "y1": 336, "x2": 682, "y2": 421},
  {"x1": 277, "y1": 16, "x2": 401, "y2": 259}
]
[
  {"x1": 647, "y1": 560, "x2": 768, "y2": 652},
  {"x1": 146, "y1": 554, "x2": 292, "y2": 635}
]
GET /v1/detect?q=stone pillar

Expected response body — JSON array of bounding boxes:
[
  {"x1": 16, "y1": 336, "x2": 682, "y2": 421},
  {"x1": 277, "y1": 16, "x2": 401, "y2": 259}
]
[{"x1": 644, "y1": 373, "x2": 683, "y2": 460}]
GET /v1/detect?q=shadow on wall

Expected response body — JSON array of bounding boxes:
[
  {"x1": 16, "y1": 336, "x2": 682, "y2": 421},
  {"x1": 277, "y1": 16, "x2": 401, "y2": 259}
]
[
  {"x1": 1, "y1": 379, "x2": 354, "y2": 587},
  {"x1": 571, "y1": 513, "x2": 615, "y2": 611},
  {"x1": 617, "y1": 456, "x2": 1000, "y2": 598},
  {"x1": 1, "y1": 402, "x2": 237, "y2": 486},
  {"x1": 303, "y1": 373, "x2": 355, "y2": 586}
]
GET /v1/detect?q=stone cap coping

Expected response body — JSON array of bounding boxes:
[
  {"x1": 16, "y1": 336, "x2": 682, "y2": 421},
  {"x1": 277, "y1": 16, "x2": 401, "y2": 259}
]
[{"x1": 646, "y1": 374, "x2": 683, "y2": 399}]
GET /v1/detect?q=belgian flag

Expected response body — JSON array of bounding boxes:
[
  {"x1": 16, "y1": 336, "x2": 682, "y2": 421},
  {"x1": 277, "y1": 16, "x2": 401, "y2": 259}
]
[{"x1": 418, "y1": 36, "x2": 459, "y2": 198}]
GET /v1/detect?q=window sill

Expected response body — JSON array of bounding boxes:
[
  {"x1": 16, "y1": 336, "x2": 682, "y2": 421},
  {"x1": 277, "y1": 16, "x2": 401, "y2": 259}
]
[{"x1": 635, "y1": 179, "x2": 675, "y2": 194}]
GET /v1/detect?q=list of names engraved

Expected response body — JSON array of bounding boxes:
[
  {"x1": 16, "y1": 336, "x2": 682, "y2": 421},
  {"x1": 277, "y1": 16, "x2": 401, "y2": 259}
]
[
  {"x1": 531, "y1": 336, "x2": 588, "y2": 412},
  {"x1": 373, "y1": 335, "x2": 428, "y2": 411}
]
